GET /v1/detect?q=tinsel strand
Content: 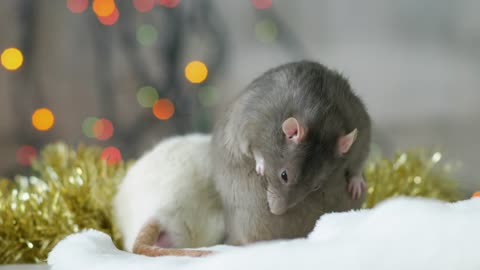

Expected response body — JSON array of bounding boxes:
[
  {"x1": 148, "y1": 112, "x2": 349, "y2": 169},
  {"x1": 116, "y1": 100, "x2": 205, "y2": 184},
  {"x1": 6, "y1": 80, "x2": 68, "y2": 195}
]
[{"x1": 0, "y1": 143, "x2": 131, "y2": 264}]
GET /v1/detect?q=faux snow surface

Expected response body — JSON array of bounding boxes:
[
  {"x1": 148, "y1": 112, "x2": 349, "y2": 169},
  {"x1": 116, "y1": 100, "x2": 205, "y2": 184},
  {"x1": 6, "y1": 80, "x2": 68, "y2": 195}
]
[{"x1": 48, "y1": 197, "x2": 480, "y2": 270}]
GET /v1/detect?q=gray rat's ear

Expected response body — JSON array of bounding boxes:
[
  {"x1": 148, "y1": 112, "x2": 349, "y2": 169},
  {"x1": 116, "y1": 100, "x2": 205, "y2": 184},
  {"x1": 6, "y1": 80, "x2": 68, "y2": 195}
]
[
  {"x1": 282, "y1": 117, "x2": 306, "y2": 144},
  {"x1": 337, "y1": 128, "x2": 357, "y2": 154}
]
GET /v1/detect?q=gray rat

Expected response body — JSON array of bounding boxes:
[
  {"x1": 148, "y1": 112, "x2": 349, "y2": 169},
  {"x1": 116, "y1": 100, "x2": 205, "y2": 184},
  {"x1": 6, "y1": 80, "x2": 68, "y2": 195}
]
[{"x1": 211, "y1": 60, "x2": 371, "y2": 245}]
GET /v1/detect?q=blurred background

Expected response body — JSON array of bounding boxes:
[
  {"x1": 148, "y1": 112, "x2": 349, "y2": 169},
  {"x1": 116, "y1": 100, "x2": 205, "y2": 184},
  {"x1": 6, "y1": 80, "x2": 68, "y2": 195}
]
[{"x1": 0, "y1": 0, "x2": 478, "y2": 193}]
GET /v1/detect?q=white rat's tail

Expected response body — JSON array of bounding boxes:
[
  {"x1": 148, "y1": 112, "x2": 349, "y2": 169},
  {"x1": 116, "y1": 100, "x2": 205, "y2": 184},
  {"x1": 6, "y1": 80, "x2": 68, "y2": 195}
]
[{"x1": 132, "y1": 219, "x2": 213, "y2": 257}]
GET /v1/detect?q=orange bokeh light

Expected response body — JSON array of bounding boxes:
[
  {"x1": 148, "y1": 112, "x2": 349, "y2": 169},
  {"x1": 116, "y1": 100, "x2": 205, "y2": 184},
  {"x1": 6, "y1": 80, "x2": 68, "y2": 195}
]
[
  {"x1": 67, "y1": 0, "x2": 89, "y2": 13},
  {"x1": 32, "y1": 108, "x2": 55, "y2": 131},
  {"x1": 472, "y1": 191, "x2": 480, "y2": 198},
  {"x1": 97, "y1": 7, "x2": 119, "y2": 25},
  {"x1": 152, "y1": 99, "x2": 175, "y2": 120},
  {"x1": 157, "y1": 0, "x2": 180, "y2": 8},
  {"x1": 93, "y1": 118, "x2": 114, "y2": 140},
  {"x1": 16, "y1": 145, "x2": 37, "y2": 166},
  {"x1": 93, "y1": 0, "x2": 116, "y2": 17},
  {"x1": 101, "y1": 146, "x2": 122, "y2": 165},
  {"x1": 134, "y1": 0, "x2": 155, "y2": 12}
]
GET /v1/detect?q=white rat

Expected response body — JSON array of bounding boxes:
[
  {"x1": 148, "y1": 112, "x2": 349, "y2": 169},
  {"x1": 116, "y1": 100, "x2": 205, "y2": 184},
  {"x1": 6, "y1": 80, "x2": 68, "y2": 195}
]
[{"x1": 113, "y1": 133, "x2": 225, "y2": 257}]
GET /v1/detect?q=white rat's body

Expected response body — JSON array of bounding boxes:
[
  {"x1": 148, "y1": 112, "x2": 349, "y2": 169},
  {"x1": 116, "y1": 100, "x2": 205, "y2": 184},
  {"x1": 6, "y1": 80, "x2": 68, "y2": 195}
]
[{"x1": 113, "y1": 133, "x2": 225, "y2": 252}]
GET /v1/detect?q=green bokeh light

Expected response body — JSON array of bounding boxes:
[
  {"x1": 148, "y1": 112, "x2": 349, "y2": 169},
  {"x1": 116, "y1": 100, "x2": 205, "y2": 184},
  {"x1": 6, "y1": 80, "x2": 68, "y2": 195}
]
[
  {"x1": 137, "y1": 24, "x2": 158, "y2": 46},
  {"x1": 255, "y1": 19, "x2": 278, "y2": 43},
  {"x1": 137, "y1": 86, "x2": 159, "y2": 108},
  {"x1": 198, "y1": 86, "x2": 219, "y2": 107},
  {"x1": 82, "y1": 117, "x2": 98, "y2": 138}
]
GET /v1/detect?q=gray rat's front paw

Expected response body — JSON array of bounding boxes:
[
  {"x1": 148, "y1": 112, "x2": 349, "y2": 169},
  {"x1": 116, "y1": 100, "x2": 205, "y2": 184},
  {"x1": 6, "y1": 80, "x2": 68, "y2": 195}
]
[
  {"x1": 253, "y1": 149, "x2": 265, "y2": 176},
  {"x1": 255, "y1": 161, "x2": 265, "y2": 176},
  {"x1": 348, "y1": 175, "x2": 366, "y2": 200}
]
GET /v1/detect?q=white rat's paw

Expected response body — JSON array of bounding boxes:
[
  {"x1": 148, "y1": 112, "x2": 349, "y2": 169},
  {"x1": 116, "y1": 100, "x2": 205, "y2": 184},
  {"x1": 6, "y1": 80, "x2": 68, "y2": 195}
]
[
  {"x1": 348, "y1": 175, "x2": 366, "y2": 200},
  {"x1": 256, "y1": 160, "x2": 265, "y2": 176}
]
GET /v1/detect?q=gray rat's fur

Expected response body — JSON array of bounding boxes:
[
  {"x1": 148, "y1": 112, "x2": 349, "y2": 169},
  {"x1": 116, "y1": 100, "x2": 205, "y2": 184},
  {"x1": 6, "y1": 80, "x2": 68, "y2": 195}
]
[{"x1": 211, "y1": 60, "x2": 371, "y2": 245}]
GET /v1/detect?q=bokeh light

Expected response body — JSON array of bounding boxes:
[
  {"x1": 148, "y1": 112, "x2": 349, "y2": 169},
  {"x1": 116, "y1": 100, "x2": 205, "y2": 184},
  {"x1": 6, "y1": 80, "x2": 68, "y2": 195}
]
[
  {"x1": 198, "y1": 86, "x2": 219, "y2": 107},
  {"x1": 97, "y1": 7, "x2": 119, "y2": 25},
  {"x1": 157, "y1": 0, "x2": 180, "y2": 8},
  {"x1": 1, "y1": 48, "x2": 24, "y2": 71},
  {"x1": 255, "y1": 19, "x2": 278, "y2": 43},
  {"x1": 67, "y1": 0, "x2": 89, "y2": 13},
  {"x1": 133, "y1": 0, "x2": 155, "y2": 12},
  {"x1": 185, "y1": 61, "x2": 208, "y2": 84},
  {"x1": 92, "y1": 0, "x2": 116, "y2": 17},
  {"x1": 101, "y1": 146, "x2": 122, "y2": 165},
  {"x1": 32, "y1": 108, "x2": 55, "y2": 131},
  {"x1": 152, "y1": 99, "x2": 175, "y2": 120},
  {"x1": 252, "y1": 0, "x2": 272, "y2": 9},
  {"x1": 93, "y1": 118, "x2": 114, "y2": 140},
  {"x1": 16, "y1": 145, "x2": 38, "y2": 166},
  {"x1": 137, "y1": 86, "x2": 159, "y2": 108},
  {"x1": 137, "y1": 24, "x2": 158, "y2": 46},
  {"x1": 82, "y1": 117, "x2": 98, "y2": 138},
  {"x1": 473, "y1": 191, "x2": 480, "y2": 198}
]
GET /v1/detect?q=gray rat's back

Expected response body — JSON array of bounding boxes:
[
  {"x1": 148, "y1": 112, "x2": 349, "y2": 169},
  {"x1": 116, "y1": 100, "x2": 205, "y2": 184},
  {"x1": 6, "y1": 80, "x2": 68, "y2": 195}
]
[
  {"x1": 211, "y1": 60, "x2": 370, "y2": 244},
  {"x1": 219, "y1": 60, "x2": 370, "y2": 157}
]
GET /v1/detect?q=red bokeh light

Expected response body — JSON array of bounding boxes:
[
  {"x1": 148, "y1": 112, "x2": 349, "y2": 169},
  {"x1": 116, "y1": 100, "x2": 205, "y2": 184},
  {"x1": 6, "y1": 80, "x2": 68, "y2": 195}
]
[
  {"x1": 157, "y1": 0, "x2": 180, "y2": 8},
  {"x1": 97, "y1": 7, "x2": 119, "y2": 25},
  {"x1": 152, "y1": 99, "x2": 175, "y2": 120},
  {"x1": 67, "y1": 0, "x2": 89, "y2": 13},
  {"x1": 93, "y1": 118, "x2": 114, "y2": 140},
  {"x1": 101, "y1": 146, "x2": 122, "y2": 165},
  {"x1": 16, "y1": 145, "x2": 38, "y2": 166},
  {"x1": 252, "y1": 0, "x2": 272, "y2": 10},
  {"x1": 133, "y1": 0, "x2": 155, "y2": 12}
]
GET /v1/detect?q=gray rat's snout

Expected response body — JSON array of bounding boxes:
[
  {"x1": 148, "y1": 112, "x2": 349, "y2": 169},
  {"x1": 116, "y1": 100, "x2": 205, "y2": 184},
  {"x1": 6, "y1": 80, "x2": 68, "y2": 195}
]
[
  {"x1": 266, "y1": 182, "x2": 289, "y2": 215},
  {"x1": 267, "y1": 178, "x2": 305, "y2": 215},
  {"x1": 267, "y1": 192, "x2": 288, "y2": 215},
  {"x1": 266, "y1": 167, "x2": 304, "y2": 215}
]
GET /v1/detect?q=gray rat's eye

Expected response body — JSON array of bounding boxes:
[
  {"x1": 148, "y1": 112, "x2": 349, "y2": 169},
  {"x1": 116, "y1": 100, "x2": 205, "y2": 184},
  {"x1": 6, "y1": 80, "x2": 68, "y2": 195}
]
[{"x1": 281, "y1": 170, "x2": 288, "y2": 183}]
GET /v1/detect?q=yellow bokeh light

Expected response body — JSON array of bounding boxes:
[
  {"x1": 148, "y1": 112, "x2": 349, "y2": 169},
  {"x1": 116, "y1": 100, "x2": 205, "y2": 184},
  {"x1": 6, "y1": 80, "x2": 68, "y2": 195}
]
[
  {"x1": 185, "y1": 61, "x2": 208, "y2": 84},
  {"x1": 1, "y1": 48, "x2": 24, "y2": 71},
  {"x1": 93, "y1": 0, "x2": 116, "y2": 17},
  {"x1": 32, "y1": 108, "x2": 55, "y2": 131}
]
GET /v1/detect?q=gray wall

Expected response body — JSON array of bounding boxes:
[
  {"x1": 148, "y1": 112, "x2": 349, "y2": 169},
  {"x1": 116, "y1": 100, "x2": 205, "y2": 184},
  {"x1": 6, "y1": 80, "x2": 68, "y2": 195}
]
[{"x1": 0, "y1": 0, "x2": 479, "y2": 192}]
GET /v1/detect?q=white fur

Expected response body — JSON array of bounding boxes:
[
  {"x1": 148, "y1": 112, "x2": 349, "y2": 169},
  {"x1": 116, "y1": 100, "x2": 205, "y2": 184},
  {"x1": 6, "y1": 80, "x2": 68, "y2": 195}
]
[
  {"x1": 113, "y1": 133, "x2": 225, "y2": 251},
  {"x1": 49, "y1": 197, "x2": 480, "y2": 270}
]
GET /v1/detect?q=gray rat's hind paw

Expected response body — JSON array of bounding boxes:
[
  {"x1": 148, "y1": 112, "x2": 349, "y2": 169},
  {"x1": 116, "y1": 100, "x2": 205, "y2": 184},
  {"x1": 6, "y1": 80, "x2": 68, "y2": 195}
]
[{"x1": 348, "y1": 175, "x2": 366, "y2": 200}]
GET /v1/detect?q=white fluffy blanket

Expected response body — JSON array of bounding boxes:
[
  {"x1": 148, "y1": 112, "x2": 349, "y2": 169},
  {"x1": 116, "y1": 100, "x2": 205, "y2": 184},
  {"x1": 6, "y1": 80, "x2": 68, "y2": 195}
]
[{"x1": 48, "y1": 197, "x2": 480, "y2": 270}]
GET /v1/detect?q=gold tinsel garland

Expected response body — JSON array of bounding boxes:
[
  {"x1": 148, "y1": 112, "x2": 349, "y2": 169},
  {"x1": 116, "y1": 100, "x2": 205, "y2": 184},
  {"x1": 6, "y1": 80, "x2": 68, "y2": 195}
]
[
  {"x1": 0, "y1": 143, "x2": 463, "y2": 264},
  {"x1": 0, "y1": 143, "x2": 132, "y2": 264},
  {"x1": 362, "y1": 148, "x2": 461, "y2": 208}
]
